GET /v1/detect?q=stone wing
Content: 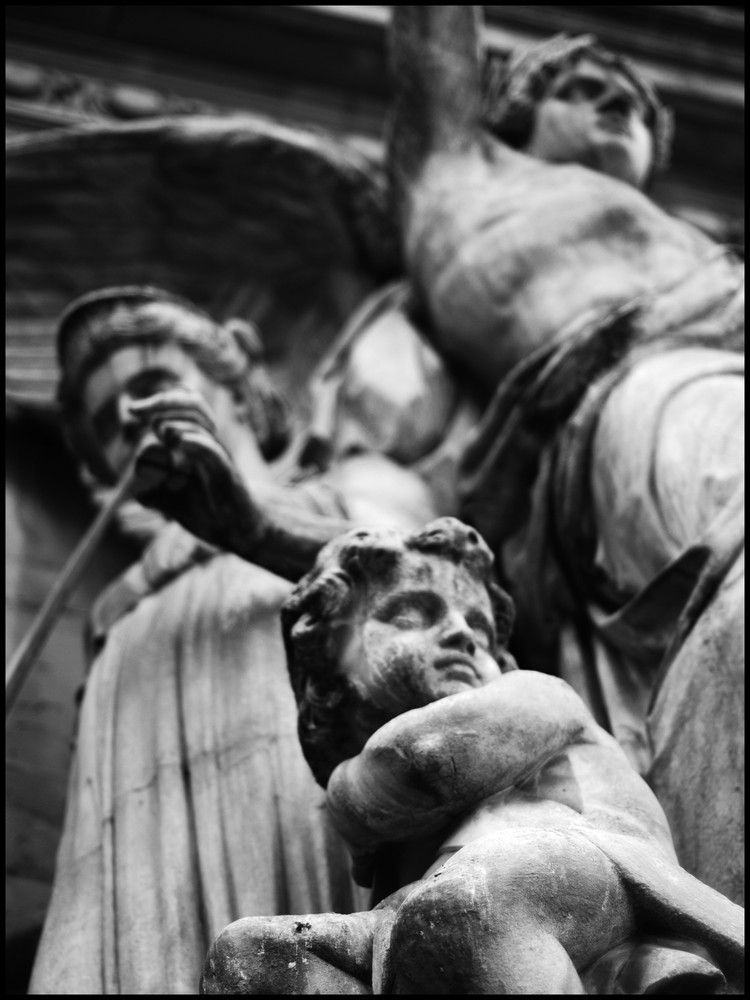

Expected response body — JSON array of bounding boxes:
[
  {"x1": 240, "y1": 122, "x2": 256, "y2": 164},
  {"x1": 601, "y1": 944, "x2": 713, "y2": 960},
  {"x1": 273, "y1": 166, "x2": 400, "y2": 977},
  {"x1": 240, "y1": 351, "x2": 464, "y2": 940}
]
[{"x1": 6, "y1": 113, "x2": 400, "y2": 420}]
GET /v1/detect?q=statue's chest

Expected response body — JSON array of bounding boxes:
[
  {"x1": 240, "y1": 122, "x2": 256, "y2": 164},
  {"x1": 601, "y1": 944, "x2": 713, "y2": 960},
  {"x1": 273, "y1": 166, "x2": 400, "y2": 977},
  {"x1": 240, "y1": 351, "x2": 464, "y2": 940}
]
[{"x1": 414, "y1": 162, "x2": 656, "y2": 281}]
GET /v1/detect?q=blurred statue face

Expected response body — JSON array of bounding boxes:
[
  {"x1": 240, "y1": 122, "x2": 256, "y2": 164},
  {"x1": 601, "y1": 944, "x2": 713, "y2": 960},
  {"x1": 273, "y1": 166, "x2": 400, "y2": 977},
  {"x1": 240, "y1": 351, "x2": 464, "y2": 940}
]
[
  {"x1": 524, "y1": 57, "x2": 654, "y2": 188},
  {"x1": 81, "y1": 338, "x2": 239, "y2": 478},
  {"x1": 337, "y1": 552, "x2": 503, "y2": 740}
]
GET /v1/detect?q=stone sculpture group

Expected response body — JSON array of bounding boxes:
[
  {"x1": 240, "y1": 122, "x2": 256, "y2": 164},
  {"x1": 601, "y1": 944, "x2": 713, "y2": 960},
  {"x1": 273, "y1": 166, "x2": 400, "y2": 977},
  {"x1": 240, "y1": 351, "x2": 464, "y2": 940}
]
[{"x1": 22, "y1": 4, "x2": 743, "y2": 995}]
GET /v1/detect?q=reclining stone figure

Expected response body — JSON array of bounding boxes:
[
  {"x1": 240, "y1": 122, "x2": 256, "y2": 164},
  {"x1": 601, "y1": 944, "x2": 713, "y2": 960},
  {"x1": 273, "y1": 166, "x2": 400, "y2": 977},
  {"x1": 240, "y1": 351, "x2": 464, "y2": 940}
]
[{"x1": 201, "y1": 518, "x2": 743, "y2": 995}]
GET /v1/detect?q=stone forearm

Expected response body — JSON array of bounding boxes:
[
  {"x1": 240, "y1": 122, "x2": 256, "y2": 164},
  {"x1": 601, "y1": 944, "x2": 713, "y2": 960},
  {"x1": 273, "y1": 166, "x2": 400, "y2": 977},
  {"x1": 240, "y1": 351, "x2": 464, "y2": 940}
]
[
  {"x1": 389, "y1": 6, "x2": 483, "y2": 214},
  {"x1": 222, "y1": 482, "x2": 353, "y2": 582},
  {"x1": 327, "y1": 743, "x2": 457, "y2": 851},
  {"x1": 327, "y1": 675, "x2": 589, "y2": 849}
]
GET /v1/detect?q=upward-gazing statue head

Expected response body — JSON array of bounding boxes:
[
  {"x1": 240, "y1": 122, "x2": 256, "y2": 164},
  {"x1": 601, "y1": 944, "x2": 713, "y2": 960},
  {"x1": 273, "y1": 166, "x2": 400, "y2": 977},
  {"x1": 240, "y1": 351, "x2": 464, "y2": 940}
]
[
  {"x1": 57, "y1": 286, "x2": 289, "y2": 484},
  {"x1": 481, "y1": 34, "x2": 673, "y2": 188},
  {"x1": 283, "y1": 517, "x2": 516, "y2": 788}
]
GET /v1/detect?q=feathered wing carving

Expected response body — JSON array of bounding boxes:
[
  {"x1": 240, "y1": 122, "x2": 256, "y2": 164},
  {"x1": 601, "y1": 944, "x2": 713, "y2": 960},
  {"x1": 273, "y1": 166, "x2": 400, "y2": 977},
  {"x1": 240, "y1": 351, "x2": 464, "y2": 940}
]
[{"x1": 6, "y1": 113, "x2": 401, "y2": 421}]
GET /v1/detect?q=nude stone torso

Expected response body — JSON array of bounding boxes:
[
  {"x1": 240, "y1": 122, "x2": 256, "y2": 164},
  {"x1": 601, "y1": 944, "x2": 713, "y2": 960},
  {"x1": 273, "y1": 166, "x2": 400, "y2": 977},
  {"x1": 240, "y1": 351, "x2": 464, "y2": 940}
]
[
  {"x1": 429, "y1": 744, "x2": 675, "y2": 872},
  {"x1": 407, "y1": 144, "x2": 721, "y2": 385},
  {"x1": 428, "y1": 734, "x2": 678, "y2": 877},
  {"x1": 328, "y1": 673, "x2": 679, "y2": 887}
]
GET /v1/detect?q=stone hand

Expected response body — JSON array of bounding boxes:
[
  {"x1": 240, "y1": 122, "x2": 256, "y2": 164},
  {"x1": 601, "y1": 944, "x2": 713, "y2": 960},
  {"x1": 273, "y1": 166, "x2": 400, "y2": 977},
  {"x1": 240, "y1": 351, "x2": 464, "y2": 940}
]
[{"x1": 126, "y1": 388, "x2": 265, "y2": 552}]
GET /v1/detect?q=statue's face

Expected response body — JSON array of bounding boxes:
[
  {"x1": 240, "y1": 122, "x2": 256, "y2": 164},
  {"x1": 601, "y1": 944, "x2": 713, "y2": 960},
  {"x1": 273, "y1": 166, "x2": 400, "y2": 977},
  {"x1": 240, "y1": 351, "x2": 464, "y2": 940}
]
[
  {"x1": 81, "y1": 338, "x2": 238, "y2": 478},
  {"x1": 524, "y1": 56, "x2": 654, "y2": 188},
  {"x1": 338, "y1": 552, "x2": 503, "y2": 735}
]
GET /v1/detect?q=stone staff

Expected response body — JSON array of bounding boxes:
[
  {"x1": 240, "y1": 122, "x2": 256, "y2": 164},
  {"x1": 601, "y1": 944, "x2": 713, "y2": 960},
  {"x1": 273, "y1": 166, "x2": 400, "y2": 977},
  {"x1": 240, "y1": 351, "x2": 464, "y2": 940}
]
[{"x1": 5, "y1": 432, "x2": 168, "y2": 717}]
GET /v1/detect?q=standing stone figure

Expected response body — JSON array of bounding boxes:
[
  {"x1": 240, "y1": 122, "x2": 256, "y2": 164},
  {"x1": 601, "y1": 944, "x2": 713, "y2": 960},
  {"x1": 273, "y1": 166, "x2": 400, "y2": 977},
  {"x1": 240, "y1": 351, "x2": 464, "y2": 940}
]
[
  {"x1": 28, "y1": 285, "x2": 459, "y2": 994},
  {"x1": 201, "y1": 518, "x2": 744, "y2": 995},
  {"x1": 386, "y1": 6, "x2": 744, "y2": 903}
]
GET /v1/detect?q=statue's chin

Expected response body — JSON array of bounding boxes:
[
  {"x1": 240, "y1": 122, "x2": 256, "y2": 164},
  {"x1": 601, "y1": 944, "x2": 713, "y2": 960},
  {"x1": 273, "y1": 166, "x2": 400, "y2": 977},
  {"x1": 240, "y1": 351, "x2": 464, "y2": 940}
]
[{"x1": 592, "y1": 137, "x2": 648, "y2": 189}]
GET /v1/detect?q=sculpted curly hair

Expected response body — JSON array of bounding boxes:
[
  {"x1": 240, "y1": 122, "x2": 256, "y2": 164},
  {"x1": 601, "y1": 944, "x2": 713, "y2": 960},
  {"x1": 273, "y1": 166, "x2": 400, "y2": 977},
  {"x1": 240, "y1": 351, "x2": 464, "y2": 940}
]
[{"x1": 282, "y1": 517, "x2": 515, "y2": 788}]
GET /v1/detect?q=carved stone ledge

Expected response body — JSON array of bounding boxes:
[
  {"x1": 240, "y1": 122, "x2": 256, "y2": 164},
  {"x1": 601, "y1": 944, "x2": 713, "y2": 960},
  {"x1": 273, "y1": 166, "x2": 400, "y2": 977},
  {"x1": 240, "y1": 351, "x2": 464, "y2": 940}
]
[{"x1": 6, "y1": 57, "x2": 217, "y2": 131}]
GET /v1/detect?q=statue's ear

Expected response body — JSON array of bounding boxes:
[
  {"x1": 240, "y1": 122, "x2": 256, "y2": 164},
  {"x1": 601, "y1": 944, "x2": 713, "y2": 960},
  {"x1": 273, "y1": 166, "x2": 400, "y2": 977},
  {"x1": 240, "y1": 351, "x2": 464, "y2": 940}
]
[{"x1": 223, "y1": 318, "x2": 264, "y2": 362}]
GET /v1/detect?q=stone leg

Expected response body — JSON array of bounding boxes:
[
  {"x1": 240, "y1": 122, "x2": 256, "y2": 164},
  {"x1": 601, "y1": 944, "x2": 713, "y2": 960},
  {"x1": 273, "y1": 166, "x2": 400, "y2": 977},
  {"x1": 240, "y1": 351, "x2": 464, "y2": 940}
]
[
  {"x1": 201, "y1": 910, "x2": 383, "y2": 994},
  {"x1": 377, "y1": 830, "x2": 635, "y2": 995}
]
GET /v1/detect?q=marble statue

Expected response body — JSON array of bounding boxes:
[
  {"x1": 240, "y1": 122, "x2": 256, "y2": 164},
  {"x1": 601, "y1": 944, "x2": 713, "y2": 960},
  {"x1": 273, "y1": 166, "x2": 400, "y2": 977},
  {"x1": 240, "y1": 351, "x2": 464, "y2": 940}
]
[
  {"x1": 6, "y1": 6, "x2": 743, "y2": 984},
  {"x1": 201, "y1": 518, "x2": 744, "y2": 995},
  {"x1": 385, "y1": 6, "x2": 744, "y2": 903},
  {"x1": 27, "y1": 285, "x2": 465, "y2": 994}
]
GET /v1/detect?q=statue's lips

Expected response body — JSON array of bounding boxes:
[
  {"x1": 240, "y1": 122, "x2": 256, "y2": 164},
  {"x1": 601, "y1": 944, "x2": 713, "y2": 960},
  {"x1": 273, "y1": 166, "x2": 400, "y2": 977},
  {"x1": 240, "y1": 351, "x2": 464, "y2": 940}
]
[
  {"x1": 597, "y1": 114, "x2": 631, "y2": 137},
  {"x1": 434, "y1": 654, "x2": 478, "y2": 678}
]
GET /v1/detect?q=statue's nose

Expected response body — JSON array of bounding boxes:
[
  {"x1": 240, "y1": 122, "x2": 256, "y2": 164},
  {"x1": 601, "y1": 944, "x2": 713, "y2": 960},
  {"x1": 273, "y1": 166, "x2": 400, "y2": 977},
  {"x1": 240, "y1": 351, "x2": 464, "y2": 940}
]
[
  {"x1": 440, "y1": 614, "x2": 477, "y2": 656},
  {"x1": 597, "y1": 82, "x2": 637, "y2": 118}
]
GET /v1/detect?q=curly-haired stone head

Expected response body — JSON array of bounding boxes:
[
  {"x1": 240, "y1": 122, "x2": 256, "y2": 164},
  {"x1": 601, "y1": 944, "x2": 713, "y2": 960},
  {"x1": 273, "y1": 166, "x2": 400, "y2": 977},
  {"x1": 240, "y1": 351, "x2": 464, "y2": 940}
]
[{"x1": 283, "y1": 516, "x2": 516, "y2": 788}]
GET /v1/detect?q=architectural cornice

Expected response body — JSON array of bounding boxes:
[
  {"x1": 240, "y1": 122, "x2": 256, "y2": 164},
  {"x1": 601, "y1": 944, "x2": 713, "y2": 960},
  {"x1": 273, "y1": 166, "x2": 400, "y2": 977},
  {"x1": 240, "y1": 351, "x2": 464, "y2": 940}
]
[{"x1": 6, "y1": 6, "x2": 744, "y2": 235}]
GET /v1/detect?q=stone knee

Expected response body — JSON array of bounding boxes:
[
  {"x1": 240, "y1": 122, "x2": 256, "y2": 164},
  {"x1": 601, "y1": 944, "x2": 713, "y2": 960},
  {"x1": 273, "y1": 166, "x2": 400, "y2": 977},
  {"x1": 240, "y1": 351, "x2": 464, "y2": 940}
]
[
  {"x1": 382, "y1": 867, "x2": 582, "y2": 995},
  {"x1": 452, "y1": 830, "x2": 633, "y2": 954},
  {"x1": 380, "y1": 831, "x2": 634, "y2": 993},
  {"x1": 378, "y1": 865, "x2": 505, "y2": 994},
  {"x1": 201, "y1": 912, "x2": 377, "y2": 994}
]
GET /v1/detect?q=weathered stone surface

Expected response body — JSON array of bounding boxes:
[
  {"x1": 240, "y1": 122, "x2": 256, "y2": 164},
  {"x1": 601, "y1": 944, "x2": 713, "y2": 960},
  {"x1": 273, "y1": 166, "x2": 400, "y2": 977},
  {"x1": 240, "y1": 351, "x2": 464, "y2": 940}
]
[
  {"x1": 385, "y1": 4, "x2": 744, "y2": 906},
  {"x1": 202, "y1": 517, "x2": 743, "y2": 994},
  {"x1": 28, "y1": 278, "x2": 457, "y2": 992}
]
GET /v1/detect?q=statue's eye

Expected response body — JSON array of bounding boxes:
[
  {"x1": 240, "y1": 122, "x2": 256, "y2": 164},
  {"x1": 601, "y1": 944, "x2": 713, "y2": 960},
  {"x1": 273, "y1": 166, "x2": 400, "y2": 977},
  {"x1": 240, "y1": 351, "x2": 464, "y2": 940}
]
[
  {"x1": 391, "y1": 609, "x2": 428, "y2": 629},
  {"x1": 557, "y1": 78, "x2": 604, "y2": 103},
  {"x1": 377, "y1": 593, "x2": 441, "y2": 630},
  {"x1": 127, "y1": 368, "x2": 182, "y2": 399},
  {"x1": 466, "y1": 613, "x2": 495, "y2": 651}
]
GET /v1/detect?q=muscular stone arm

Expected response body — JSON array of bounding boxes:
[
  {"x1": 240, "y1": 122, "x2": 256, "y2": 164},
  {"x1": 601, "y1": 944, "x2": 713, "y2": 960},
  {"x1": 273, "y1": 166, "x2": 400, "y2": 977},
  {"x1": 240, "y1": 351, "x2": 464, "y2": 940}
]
[
  {"x1": 134, "y1": 427, "x2": 441, "y2": 581},
  {"x1": 221, "y1": 488, "x2": 354, "y2": 583},
  {"x1": 240, "y1": 453, "x2": 440, "y2": 581},
  {"x1": 388, "y1": 6, "x2": 484, "y2": 224},
  {"x1": 327, "y1": 671, "x2": 589, "y2": 850},
  {"x1": 131, "y1": 429, "x2": 350, "y2": 580}
]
